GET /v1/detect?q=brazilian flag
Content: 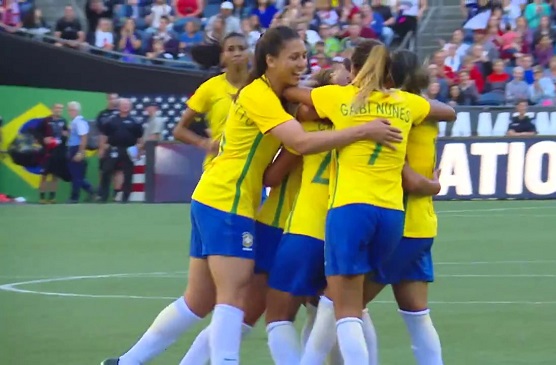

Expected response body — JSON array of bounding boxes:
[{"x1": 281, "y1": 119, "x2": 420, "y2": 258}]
[{"x1": 0, "y1": 86, "x2": 106, "y2": 200}]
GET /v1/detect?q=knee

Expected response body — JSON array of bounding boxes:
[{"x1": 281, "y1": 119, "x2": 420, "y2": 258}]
[{"x1": 183, "y1": 291, "x2": 214, "y2": 318}]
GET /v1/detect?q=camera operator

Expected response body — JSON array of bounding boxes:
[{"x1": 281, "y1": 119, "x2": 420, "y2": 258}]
[{"x1": 98, "y1": 98, "x2": 143, "y2": 203}]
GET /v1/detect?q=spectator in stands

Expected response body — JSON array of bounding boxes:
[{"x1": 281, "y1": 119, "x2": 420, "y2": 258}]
[
  {"x1": 117, "y1": 18, "x2": 142, "y2": 61},
  {"x1": 448, "y1": 84, "x2": 463, "y2": 106},
  {"x1": 173, "y1": 0, "x2": 204, "y2": 19},
  {"x1": 143, "y1": 102, "x2": 165, "y2": 141},
  {"x1": 442, "y1": 29, "x2": 470, "y2": 63},
  {"x1": 85, "y1": 0, "x2": 114, "y2": 42},
  {"x1": 515, "y1": 16, "x2": 533, "y2": 49},
  {"x1": 319, "y1": 23, "x2": 341, "y2": 57},
  {"x1": 295, "y1": 21, "x2": 320, "y2": 48},
  {"x1": 444, "y1": 44, "x2": 461, "y2": 72},
  {"x1": 232, "y1": 0, "x2": 251, "y2": 19},
  {"x1": 178, "y1": 20, "x2": 203, "y2": 54},
  {"x1": 480, "y1": 59, "x2": 510, "y2": 104},
  {"x1": 519, "y1": 54, "x2": 535, "y2": 83},
  {"x1": 535, "y1": 35, "x2": 553, "y2": 68},
  {"x1": 350, "y1": 6, "x2": 378, "y2": 39},
  {"x1": 303, "y1": 1, "x2": 321, "y2": 32},
  {"x1": 470, "y1": 44, "x2": 492, "y2": 76},
  {"x1": 427, "y1": 63, "x2": 449, "y2": 101},
  {"x1": 551, "y1": 0, "x2": 556, "y2": 28},
  {"x1": 505, "y1": 66, "x2": 530, "y2": 104},
  {"x1": 115, "y1": 0, "x2": 150, "y2": 30},
  {"x1": 147, "y1": 38, "x2": 175, "y2": 62},
  {"x1": 529, "y1": 65, "x2": 555, "y2": 105},
  {"x1": 205, "y1": 14, "x2": 224, "y2": 44},
  {"x1": 458, "y1": 69, "x2": 480, "y2": 105},
  {"x1": 21, "y1": 7, "x2": 50, "y2": 35},
  {"x1": 340, "y1": 22, "x2": 365, "y2": 50},
  {"x1": 432, "y1": 50, "x2": 458, "y2": 84},
  {"x1": 94, "y1": 18, "x2": 115, "y2": 50},
  {"x1": 393, "y1": 0, "x2": 427, "y2": 42},
  {"x1": 370, "y1": 0, "x2": 395, "y2": 45},
  {"x1": 251, "y1": 0, "x2": 277, "y2": 29},
  {"x1": 524, "y1": 0, "x2": 550, "y2": 30},
  {"x1": 0, "y1": 0, "x2": 22, "y2": 32},
  {"x1": 148, "y1": 0, "x2": 174, "y2": 31},
  {"x1": 427, "y1": 81, "x2": 441, "y2": 100},
  {"x1": 206, "y1": 1, "x2": 241, "y2": 37},
  {"x1": 54, "y1": 6, "x2": 85, "y2": 48},
  {"x1": 148, "y1": 15, "x2": 179, "y2": 55},
  {"x1": 282, "y1": 0, "x2": 309, "y2": 25},
  {"x1": 506, "y1": 100, "x2": 537, "y2": 136},
  {"x1": 545, "y1": 56, "x2": 556, "y2": 83},
  {"x1": 533, "y1": 16, "x2": 555, "y2": 46},
  {"x1": 315, "y1": 0, "x2": 339, "y2": 27}
]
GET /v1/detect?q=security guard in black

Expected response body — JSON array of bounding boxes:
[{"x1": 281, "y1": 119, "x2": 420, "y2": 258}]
[{"x1": 98, "y1": 99, "x2": 143, "y2": 203}]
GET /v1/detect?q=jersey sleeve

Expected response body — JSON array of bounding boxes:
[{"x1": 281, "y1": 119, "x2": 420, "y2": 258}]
[
  {"x1": 241, "y1": 83, "x2": 294, "y2": 134},
  {"x1": 402, "y1": 92, "x2": 431, "y2": 126},
  {"x1": 186, "y1": 78, "x2": 213, "y2": 114},
  {"x1": 311, "y1": 85, "x2": 339, "y2": 120}
]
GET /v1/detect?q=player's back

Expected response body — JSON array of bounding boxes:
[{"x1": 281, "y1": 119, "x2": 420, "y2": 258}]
[
  {"x1": 285, "y1": 121, "x2": 332, "y2": 241},
  {"x1": 404, "y1": 120, "x2": 439, "y2": 238},
  {"x1": 192, "y1": 78, "x2": 283, "y2": 218},
  {"x1": 311, "y1": 84, "x2": 430, "y2": 211}
]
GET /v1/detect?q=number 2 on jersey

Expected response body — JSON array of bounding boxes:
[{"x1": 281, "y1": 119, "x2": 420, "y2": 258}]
[
  {"x1": 312, "y1": 151, "x2": 332, "y2": 184},
  {"x1": 368, "y1": 143, "x2": 383, "y2": 165}
]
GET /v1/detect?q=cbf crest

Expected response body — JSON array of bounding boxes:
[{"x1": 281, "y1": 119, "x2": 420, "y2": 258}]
[{"x1": 242, "y1": 232, "x2": 254, "y2": 251}]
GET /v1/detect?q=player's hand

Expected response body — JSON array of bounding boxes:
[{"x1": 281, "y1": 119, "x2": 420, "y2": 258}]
[
  {"x1": 361, "y1": 119, "x2": 403, "y2": 150},
  {"x1": 200, "y1": 138, "x2": 220, "y2": 155}
]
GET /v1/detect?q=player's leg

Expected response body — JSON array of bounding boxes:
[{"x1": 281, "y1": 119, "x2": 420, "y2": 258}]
[
  {"x1": 113, "y1": 169, "x2": 124, "y2": 201},
  {"x1": 300, "y1": 296, "x2": 319, "y2": 350},
  {"x1": 392, "y1": 238, "x2": 443, "y2": 365},
  {"x1": 39, "y1": 170, "x2": 48, "y2": 203},
  {"x1": 193, "y1": 201, "x2": 254, "y2": 365},
  {"x1": 49, "y1": 175, "x2": 58, "y2": 203},
  {"x1": 179, "y1": 274, "x2": 263, "y2": 365},
  {"x1": 300, "y1": 291, "x2": 338, "y2": 365},
  {"x1": 325, "y1": 204, "x2": 380, "y2": 365},
  {"x1": 266, "y1": 233, "x2": 326, "y2": 365},
  {"x1": 113, "y1": 207, "x2": 214, "y2": 365}
]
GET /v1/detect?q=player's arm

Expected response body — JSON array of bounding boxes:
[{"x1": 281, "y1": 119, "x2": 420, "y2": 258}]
[
  {"x1": 425, "y1": 99, "x2": 457, "y2": 122},
  {"x1": 402, "y1": 164, "x2": 441, "y2": 196},
  {"x1": 173, "y1": 108, "x2": 218, "y2": 154},
  {"x1": 263, "y1": 148, "x2": 302, "y2": 187}
]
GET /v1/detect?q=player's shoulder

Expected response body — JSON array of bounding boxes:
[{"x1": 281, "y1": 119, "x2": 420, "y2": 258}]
[
  {"x1": 203, "y1": 73, "x2": 227, "y2": 88},
  {"x1": 242, "y1": 77, "x2": 273, "y2": 99}
]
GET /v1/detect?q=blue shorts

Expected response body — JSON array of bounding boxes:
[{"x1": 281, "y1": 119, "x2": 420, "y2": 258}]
[
  {"x1": 268, "y1": 233, "x2": 326, "y2": 296},
  {"x1": 189, "y1": 200, "x2": 256, "y2": 260},
  {"x1": 325, "y1": 203, "x2": 404, "y2": 277},
  {"x1": 374, "y1": 237, "x2": 435, "y2": 285},
  {"x1": 254, "y1": 222, "x2": 283, "y2": 274}
]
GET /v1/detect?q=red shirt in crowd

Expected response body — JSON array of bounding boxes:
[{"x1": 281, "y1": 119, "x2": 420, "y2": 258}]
[{"x1": 175, "y1": 0, "x2": 199, "y2": 17}]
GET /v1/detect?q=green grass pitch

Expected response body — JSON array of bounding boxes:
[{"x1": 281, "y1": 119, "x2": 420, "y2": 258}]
[{"x1": 1, "y1": 201, "x2": 555, "y2": 365}]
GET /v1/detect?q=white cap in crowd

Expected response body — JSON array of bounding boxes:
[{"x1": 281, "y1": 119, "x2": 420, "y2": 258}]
[{"x1": 221, "y1": 1, "x2": 234, "y2": 10}]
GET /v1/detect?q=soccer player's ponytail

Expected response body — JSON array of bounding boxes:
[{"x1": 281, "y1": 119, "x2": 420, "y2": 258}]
[{"x1": 350, "y1": 40, "x2": 391, "y2": 108}]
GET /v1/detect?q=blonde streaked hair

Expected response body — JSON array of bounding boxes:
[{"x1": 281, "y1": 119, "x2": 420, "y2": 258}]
[{"x1": 350, "y1": 39, "x2": 391, "y2": 107}]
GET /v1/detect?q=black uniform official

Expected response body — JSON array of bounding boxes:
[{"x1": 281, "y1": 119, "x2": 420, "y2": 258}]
[
  {"x1": 96, "y1": 106, "x2": 119, "y2": 170},
  {"x1": 98, "y1": 103, "x2": 143, "y2": 203}
]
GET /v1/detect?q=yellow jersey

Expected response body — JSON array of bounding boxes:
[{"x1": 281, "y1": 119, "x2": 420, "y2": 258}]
[
  {"x1": 186, "y1": 73, "x2": 238, "y2": 168},
  {"x1": 191, "y1": 77, "x2": 294, "y2": 219},
  {"x1": 285, "y1": 121, "x2": 332, "y2": 241},
  {"x1": 311, "y1": 85, "x2": 430, "y2": 211},
  {"x1": 404, "y1": 120, "x2": 439, "y2": 238},
  {"x1": 256, "y1": 163, "x2": 302, "y2": 229}
]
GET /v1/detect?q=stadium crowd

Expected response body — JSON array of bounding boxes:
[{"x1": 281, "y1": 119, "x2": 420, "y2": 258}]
[{"x1": 0, "y1": 0, "x2": 555, "y2": 106}]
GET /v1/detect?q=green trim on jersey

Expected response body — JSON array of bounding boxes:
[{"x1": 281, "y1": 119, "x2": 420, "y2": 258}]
[
  {"x1": 271, "y1": 174, "x2": 290, "y2": 227},
  {"x1": 231, "y1": 132, "x2": 264, "y2": 214}
]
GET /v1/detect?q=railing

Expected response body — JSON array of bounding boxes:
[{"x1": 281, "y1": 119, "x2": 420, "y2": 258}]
[{"x1": 7, "y1": 27, "x2": 204, "y2": 71}]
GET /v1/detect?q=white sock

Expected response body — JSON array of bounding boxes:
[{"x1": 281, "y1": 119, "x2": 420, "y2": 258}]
[
  {"x1": 301, "y1": 303, "x2": 318, "y2": 350},
  {"x1": 118, "y1": 298, "x2": 201, "y2": 365},
  {"x1": 209, "y1": 304, "x2": 244, "y2": 365},
  {"x1": 179, "y1": 323, "x2": 252, "y2": 365},
  {"x1": 267, "y1": 321, "x2": 302, "y2": 365},
  {"x1": 362, "y1": 309, "x2": 378, "y2": 365},
  {"x1": 336, "y1": 317, "x2": 368, "y2": 365},
  {"x1": 301, "y1": 296, "x2": 337, "y2": 365},
  {"x1": 399, "y1": 309, "x2": 444, "y2": 365}
]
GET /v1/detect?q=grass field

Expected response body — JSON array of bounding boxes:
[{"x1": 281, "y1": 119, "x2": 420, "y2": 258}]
[{"x1": 1, "y1": 201, "x2": 555, "y2": 365}]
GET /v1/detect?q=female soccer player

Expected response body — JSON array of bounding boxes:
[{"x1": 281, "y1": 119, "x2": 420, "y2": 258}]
[
  {"x1": 361, "y1": 49, "x2": 447, "y2": 365},
  {"x1": 178, "y1": 166, "x2": 302, "y2": 365},
  {"x1": 107, "y1": 25, "x2": 401, "y2": 365},
  {"x1": 282, "y1": 39, "x2": 456, "y2": 365},
  {"x1": 101, "y1": 33, "x2": 251, "y2": 365},
  {"x1": 172, "y1": 32, "x2": 249, "y2": 168}
]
